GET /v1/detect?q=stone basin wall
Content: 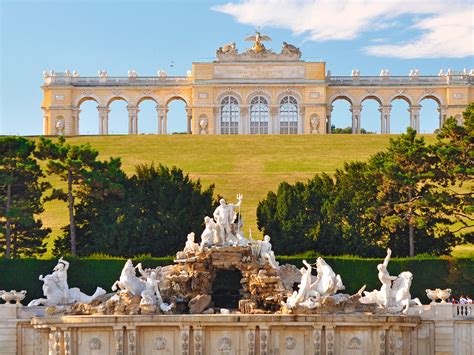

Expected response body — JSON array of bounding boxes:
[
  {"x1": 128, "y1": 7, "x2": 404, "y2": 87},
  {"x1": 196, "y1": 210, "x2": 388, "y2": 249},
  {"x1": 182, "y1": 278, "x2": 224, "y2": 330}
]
[{"x1": 1, "y1": 303, "x2": 473, "y2": 354}]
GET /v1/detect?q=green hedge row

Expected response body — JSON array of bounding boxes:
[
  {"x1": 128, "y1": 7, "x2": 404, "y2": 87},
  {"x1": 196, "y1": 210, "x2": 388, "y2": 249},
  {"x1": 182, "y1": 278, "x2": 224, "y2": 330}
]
[{"x1": 0, "y1": 256, "x2": 472, "y2": 304}]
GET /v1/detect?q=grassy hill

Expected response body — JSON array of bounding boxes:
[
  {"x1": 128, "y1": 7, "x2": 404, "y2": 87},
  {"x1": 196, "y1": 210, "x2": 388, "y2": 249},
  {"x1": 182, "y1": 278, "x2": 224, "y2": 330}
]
[{"x1": 33, "y1": 133, "x2": 473, "y2": 258}]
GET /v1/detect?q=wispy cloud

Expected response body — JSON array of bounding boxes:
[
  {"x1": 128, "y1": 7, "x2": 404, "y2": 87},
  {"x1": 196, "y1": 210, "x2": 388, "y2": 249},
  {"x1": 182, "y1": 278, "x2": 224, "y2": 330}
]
[{"x1": 212, "y1": 0, "x2": 474, "y2": 58}]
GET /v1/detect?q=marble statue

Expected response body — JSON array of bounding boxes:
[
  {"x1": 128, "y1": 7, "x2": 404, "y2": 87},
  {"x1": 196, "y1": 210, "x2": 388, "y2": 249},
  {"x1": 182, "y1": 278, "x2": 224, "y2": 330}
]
[
  {"x1": 217, "y1": 41, "x2": 237, "y2": 55},
  {"x1": 377, "y1": 248, "x2": 397, "y2": 307},
  {"x1": 199, "y1": 118, "x2": 208, "y2": 134},
  {"x1": 28, "y1": 258, "x2": 105, "y2": 306},
  {"x1": 281, "y1": 41, "x2": 301, "y2": 57},
  {"x1": 310, "y1": 115, "x2": 320, "y2": 134},
  {"x1": 111, "y1": 259, "x2": 146, "y2": 296},
  {"x1": 311, "y1": 257, "x2": 345, "y2": 297},
  {"x1": 55, "y1": 119, "x2": 65, "y2": 135},
  {"x1": 360, "y1": 253, "x2": 422, "y2": 314},
  {"x1": 284, "y1": 260, "x2": 320, "y2": 309},
  {"x1": 200, "y1": 216, "x2": 217, "y2": 250},
  {"x1": 136, "y1": 263, "x2": 163, "y2": 306},
  {"x1": 257, "y1": 235, "x2": 279, "y2": 269},
  {"x1": 392, "y1": 272, "x2": 422, "y2": 314},
  {"x1": 183, "y1": 232, "x2": 200, "y2": 254},
  {"x1": 213, "y1": 194, "x2": 243, "y2": 245},
  {"x1": 245, "y1": 31, "x2": 271, "y2": 53}
]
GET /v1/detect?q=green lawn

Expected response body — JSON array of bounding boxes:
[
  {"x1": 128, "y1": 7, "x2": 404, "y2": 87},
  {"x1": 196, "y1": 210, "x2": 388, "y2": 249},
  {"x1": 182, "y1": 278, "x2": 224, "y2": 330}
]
[{"x1": 32, "y1": 134, "x2": 473, "y2": 258}]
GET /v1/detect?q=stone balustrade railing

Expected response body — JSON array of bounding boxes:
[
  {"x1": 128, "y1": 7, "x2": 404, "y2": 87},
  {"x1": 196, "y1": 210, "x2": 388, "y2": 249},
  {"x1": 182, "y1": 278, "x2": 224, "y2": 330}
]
[
  {"x1": 327, "y1": 75, "x2": 473, "y2": 86},
  {"x1": 453, "y1": 304, "x2": 473, "y2": 318},
  {"x1": 43, "y1": 75, "x2": 191, "y2": 86}
]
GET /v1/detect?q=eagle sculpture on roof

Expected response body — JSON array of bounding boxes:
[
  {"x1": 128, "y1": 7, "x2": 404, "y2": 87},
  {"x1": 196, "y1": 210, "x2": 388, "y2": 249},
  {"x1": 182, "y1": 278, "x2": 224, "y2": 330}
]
[{"x1": 245, "y1": 31, "x2": 272, "y2": 53}]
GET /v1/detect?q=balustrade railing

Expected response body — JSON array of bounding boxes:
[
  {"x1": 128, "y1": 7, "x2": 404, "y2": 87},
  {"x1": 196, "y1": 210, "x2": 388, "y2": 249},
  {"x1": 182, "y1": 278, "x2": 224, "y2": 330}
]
[
  {"x1": 327, "y1": 75, "x2": 473, "y2": 86},
  {"x1": 44, "y1": 75, "x2": 191, "y2": 86},
  {"x1": 453, "y1": 304, "x2": 473, "y2": 318}
]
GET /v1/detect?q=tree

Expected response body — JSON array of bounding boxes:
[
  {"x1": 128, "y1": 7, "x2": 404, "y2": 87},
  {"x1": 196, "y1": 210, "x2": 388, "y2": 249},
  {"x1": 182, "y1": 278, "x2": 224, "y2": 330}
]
[
  {"x1": 432, "y1": 104, "x2": 474, "y2": 237},
  {"x1": 35, "y1": 136, "x2": 99, "y2": 255},
  {"x1": 54, "y1": 163, "x2": 217, "y2": 257},
  {"x1": 0, "y1": 137, "x2": 50, "y2": 258},
  {"x1": 257, "y1": 174, "x2": 336, "y2": 255}
]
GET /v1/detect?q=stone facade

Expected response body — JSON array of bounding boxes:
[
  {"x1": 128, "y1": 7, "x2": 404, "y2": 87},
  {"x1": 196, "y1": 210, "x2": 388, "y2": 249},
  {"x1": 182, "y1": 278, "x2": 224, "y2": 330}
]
[
  {"x1": 1, "y1": 303, "x2": 473, "y2": 354},
  {"x1": 41, "y1": 38, "x2": 474, "y2": 136}
]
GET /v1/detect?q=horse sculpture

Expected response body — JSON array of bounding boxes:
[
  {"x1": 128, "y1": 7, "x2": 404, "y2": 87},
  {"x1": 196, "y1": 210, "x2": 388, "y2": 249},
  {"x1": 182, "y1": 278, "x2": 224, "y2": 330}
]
[{"x1": 111, "y1": 259, "x2": 146, "y2": 296}]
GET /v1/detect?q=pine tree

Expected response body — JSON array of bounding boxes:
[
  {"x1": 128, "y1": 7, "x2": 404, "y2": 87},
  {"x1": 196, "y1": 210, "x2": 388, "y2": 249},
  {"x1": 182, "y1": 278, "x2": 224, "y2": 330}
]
[
  {"x1": 35, "y1": 136, "x2": 98, "y2": 256},
  {"x1": 0, "y1": 137, "x2": 50, "y2": 258}
]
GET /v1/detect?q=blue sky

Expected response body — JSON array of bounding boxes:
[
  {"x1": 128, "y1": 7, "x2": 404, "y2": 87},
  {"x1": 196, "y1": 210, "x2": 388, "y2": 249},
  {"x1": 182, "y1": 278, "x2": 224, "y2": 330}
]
[{"x1": 1, "y1": 0, "x2": 473, "y2": 135}]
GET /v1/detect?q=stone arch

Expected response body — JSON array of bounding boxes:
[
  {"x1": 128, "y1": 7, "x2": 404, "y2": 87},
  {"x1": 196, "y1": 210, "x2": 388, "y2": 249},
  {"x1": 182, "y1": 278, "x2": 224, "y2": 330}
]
[
  {"x1": 105, "y1": 94, "x2": 130, "y2": 107},
  {"x1": 276, "y1": 90, "x2": 302, "y2": 105},
  {"x1": 417, "y1": 93, "x2": 445, "y2": 106},
  {"x1": 328, "y1": 93, "x2": 355, "y2": 106},
  {"x1": 246, "y1": 89, "x2": 272, "y2": 105},
  {"x1": 136, "y1": 94, "x2": 160, "y2": 106},
  {"x1": 163, "y1": 93, "x2": 190, "y2": 107},
  {"x1": 389, "y1": 92, "x2": 414, "y2": 106},
  {"x1": 73, "y1": 94, "x2": 101, "y2": 107},
  {"x1": 216, "y1": 90, "x2": 243, "y2": 105},
  {"x1": 359, "y1": 93, "x2": 384, "y2": 106}
]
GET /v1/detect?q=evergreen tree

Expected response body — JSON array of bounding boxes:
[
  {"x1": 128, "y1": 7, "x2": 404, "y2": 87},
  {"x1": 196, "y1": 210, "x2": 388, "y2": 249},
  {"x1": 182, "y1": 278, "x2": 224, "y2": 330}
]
[
  {"x1": 0, "y1": 137, "x2": 50, "y2": 258},
  {"x1": 35, "y1": 136, "x2": 98, "y2": 255},
  {"x1": 54, "y1": 163, "x2": 216, "y2": 257}
]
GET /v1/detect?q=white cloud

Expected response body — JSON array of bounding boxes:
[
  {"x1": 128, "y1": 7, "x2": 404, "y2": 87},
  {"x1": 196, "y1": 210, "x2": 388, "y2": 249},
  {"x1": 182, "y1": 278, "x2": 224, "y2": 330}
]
[{"x1": 212, "y1": 0, "x2": 474, "y2": 58}]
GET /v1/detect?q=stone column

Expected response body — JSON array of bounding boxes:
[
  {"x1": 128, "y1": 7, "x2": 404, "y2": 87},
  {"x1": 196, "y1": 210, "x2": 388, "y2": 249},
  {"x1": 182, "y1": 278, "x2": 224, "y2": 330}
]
[
  {"x1": 245, "y1": 327, "x2": 257, "y2": 355},
  {"x1": 98, "y1": 106, "x2": 110, "y2": 135},
  {"x1": 63, "y1": 328, "x2": 72, "y2": 355},
  {"x1": 269, "y1": 106, "x2": 278, "y2": 134},
  {"x1": 43, "y1": 111, "x2": 50, "y2": 135},
  {"x1": 350, "y1": 105, "x2": 362, "y2": 134},
  {"x1": 48, "y1": 327, "x2": 62, "y2": 355},
  {"x1": 127, "y1": 327, "x2": 137, "y2": 355},
  {"x1": 240, "y1": 105, "x2": 249, "y2": 134},
  {"x1": 299, "y1": 107, "x2": 305, "y2": 134},
  {"x1": 438, "y1": 106, "x2": 447, "y2": 128},
  {"x1": 72, "y1": 108, "x2": 81, "y2": 135},
  {"x1": 214, "y1": 107, "x2": 220, "y2": 134},
  {"x1": 326, "y1": 105, "x2": 333, "y2": 134},
  {"x1": 185, "y1": 107, "x2": 192, "y2": 134},
  {"x1": 156, "y1": 106, "x2": 162, "y2": 134},
  {"x1": 313, "y1": 326, "x2": 323, "y2": 354},
  {"x1": 408, "y1": 105, "x2": 421, "y2": 132},
  {"x1": 127, "y1": 106, "x2": 139, "y2": 134},
  {"x1": 162, "y1": 108, "x2": 168, "y2": 134},
  {"x1": 325, "y1": 325, "x2": 335, "y2": 355},
  {"x1": 379, "y1": 105, "x2": 392, "y2": 134},
  {"x1": 114, "y1": 326, "x2": 124, "y2": 355},
  {"x1": 193, "y1": 326, "x2": 204, "y2": 355},
  {"x1": 180, "y1": 326, "x2": 190, "y2": 355},
  {"x1": 259, "y1": 326, "x2": 269, "y2": 355}
]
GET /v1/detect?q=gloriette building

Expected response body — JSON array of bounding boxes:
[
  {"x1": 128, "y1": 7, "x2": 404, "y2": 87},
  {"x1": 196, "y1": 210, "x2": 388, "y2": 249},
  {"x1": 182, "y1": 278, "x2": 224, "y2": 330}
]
[{"x1": 41, "y1": 33, "x2": 473, "y2": 136}]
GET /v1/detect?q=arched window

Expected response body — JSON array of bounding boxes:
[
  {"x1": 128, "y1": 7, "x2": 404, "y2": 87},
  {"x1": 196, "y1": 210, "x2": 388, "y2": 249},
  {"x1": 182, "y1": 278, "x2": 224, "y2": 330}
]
[
  {"x1": 279, "y1": 96, "x2": 298, "y2": 134},
  {"x1": 220, "y1": 96, "x2": 240, "y2": 134},
  {"x1": 250, "y1": 96, "x2": 269, "y2": 134}
]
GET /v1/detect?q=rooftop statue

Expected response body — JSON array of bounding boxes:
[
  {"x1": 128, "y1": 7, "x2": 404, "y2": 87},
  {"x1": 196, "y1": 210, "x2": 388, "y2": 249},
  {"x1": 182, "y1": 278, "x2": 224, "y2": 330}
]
[
  {"x1": 245, "y1": 31, "x2": 271, "y2": 53},
  {"x1": 281, "y1": 41, "x2": 301, "y2": 57},
  {"x1": 28, "y1": 258, "x2": 105, "y2": 306}
]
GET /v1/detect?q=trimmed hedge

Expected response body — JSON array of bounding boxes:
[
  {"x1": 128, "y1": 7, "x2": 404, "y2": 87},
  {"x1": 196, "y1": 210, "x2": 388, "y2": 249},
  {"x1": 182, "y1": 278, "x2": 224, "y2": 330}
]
[{"x1": 0, "y1": 256, "x2": 472, "y2": 304}]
